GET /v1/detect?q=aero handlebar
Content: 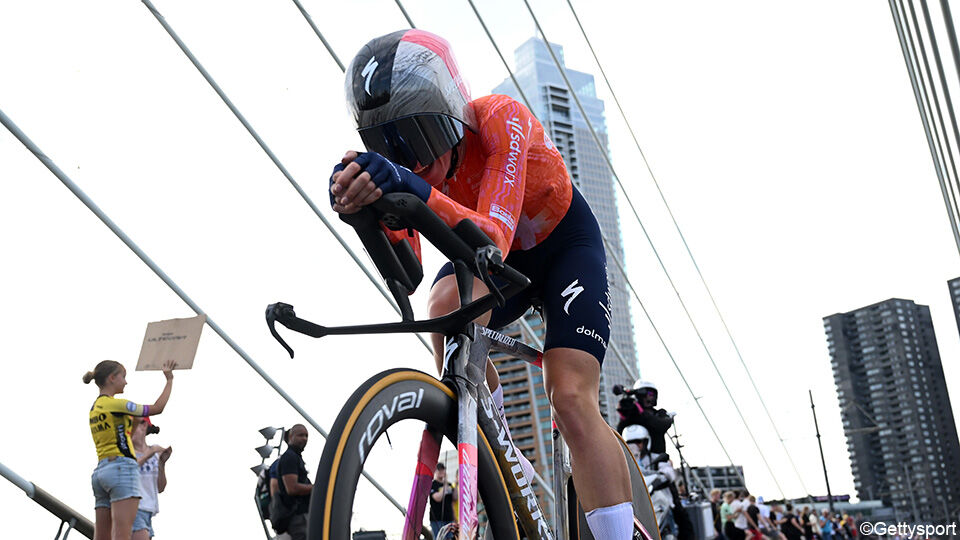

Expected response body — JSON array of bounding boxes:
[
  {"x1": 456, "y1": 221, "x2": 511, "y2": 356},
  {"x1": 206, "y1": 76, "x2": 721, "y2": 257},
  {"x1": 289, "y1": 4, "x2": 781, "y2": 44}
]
[{"x1": 266, "y1": 193, "x2": 531, "y2": 357}]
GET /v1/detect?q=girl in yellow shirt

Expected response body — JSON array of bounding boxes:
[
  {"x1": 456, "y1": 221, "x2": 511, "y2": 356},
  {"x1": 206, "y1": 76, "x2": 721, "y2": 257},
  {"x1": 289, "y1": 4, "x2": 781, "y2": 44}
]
[{"x1": 84, "y1": 360, "x2": 176, "y2": 540}]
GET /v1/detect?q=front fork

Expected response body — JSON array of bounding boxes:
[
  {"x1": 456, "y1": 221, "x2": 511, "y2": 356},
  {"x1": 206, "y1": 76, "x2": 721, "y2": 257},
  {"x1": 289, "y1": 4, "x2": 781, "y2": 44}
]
[{"x1": 401, "y1": 426, "x2": 442, "y2": 540}]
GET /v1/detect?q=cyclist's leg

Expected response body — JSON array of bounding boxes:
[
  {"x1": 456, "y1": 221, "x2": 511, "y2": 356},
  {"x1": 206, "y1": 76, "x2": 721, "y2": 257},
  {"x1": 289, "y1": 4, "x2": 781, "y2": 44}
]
[
  {"x1": 536, "y1": 196, "x2": 634, "y2": 536},
  {"x1": 427, "y1": 271, "x2": 493, "y2": 380},
  {"x1": 542, "y1": 348, "x2": 632, "y2": 521},
  {"x1": 427, "y1": 263, "x2": 531, "y2": 388}
]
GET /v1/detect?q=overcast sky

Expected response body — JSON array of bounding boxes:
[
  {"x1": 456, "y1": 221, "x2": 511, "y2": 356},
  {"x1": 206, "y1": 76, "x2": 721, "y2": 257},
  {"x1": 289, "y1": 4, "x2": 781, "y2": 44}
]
[{"x1": 2, "y1": 0, "x2": 959, "y2": 538}]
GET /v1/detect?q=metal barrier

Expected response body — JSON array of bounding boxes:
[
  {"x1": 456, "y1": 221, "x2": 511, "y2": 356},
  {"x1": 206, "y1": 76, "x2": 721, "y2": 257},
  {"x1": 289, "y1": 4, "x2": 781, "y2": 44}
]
[{"x1": 1, "y1": 461, "x2": 94, "y2": 539}]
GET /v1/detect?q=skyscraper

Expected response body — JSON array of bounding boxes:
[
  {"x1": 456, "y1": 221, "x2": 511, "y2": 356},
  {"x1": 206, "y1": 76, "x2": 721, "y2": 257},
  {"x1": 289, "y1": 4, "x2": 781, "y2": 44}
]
[
  {"x1": 485, "y1": 37, "x2": 641, "y2": 517},
  {"x1": 948, "y1": 277, "x2": 960, "y2": 337},
  {"x1": 823, "y1": 298, "x2": 960, "y2": 523},
  {"x1": 492, "y1": 37, "x2": 639, "y2": 424}
]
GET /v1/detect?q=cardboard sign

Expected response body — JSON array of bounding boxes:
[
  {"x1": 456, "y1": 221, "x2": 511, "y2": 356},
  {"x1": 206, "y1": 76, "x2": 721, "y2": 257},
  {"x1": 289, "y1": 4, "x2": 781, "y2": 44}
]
[{"x1": 135, "y1": 314, "x2": 206, "y2": 371}]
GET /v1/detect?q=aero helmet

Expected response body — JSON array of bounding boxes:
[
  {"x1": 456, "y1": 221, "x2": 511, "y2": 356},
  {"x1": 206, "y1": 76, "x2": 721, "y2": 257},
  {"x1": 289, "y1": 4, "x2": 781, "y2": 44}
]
[{"x1": 345, "y1": 30, "x2": 477, "y2": 172}]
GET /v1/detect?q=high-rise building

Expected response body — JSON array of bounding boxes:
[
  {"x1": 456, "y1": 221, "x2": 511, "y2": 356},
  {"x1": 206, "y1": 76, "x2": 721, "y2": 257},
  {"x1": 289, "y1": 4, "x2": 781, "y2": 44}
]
[
  {"x1": 491, "y1": 37, "x2": 639, "y2": 427},
  {"x1": 823, "y1": 298, "x2": 960, "y2": 523},
  {"x1": 948, "y1": 277, "x2": 960, "y2": 336},
  {"x1": 487, "y1": 37, "x2": 641, "y2": 520}
]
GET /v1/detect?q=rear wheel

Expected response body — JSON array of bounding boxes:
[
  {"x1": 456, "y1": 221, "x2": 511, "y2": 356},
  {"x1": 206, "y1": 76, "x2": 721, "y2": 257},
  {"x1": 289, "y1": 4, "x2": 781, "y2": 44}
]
[{"x1": 308, "y1": 368, "x2": 521, "y2": 540}]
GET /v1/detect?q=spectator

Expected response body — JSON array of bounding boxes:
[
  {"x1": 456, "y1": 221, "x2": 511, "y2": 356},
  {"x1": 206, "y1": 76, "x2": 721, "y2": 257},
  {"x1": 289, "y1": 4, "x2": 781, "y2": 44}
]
[
  {"x1": 745, "y1": 495, "x2": 763, "y2": 540},
  {"x1": 732, "y1": 490, "x2": 751, "y2": 540},
  {"x1": 430, "y1": 463, "x2": 457, "y2": 538},
  {"x1": 807, "y1": 510, "x2": 821, "y2": 540},
  {"x1": 754, "y1": 496, "x2": 784, "y2": 540},
  {"x1": 779, "y1": 504, "x2": 805, "y2": 540},
  {"x1": 84, "y1": 359, "x2": 176, "y2": 540},
  {"x1": 131, "y1": 417, "x2": 170, "y2": 540},
  {"x1": 710, "y1": 489, "x2": 727, "y2": 540},
  {"x1": 820, "y1": 510, "x2": 834, "y2": 540},
  {"x1": 801, "y1": 507, "x2": 814, "y2": 540},
  {"x1": 722, "y1": 491, "x2": 745, "y2": 540},
  {"x1": 277, "y1": 424, "x2": 311, "y2": 540}
]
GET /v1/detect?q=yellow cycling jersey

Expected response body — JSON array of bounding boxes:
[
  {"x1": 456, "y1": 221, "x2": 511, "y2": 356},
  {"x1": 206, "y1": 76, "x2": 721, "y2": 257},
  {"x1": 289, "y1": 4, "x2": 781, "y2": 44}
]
[{"x1": 89, "y1": 395, "x2": 149, "y2": 460}]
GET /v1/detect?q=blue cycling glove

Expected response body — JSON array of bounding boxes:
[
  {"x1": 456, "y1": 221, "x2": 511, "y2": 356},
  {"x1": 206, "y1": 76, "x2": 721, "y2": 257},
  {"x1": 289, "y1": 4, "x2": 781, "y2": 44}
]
[
  {"x1": 353, "y1": 151, "x2": 432, "y2": 202},
  {"x1": 329, "y1": 162, "x2": 346, "y2": 208}
]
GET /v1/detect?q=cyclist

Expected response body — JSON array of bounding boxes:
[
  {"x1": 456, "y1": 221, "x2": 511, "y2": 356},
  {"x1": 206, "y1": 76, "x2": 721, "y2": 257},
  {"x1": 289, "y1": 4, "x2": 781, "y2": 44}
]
[
  {"x1": 84, "y1": 359, "x2": 176, "y2": 540},
  {"x1": 330, "y1": 29, "x2": 633, "y2": 538}
]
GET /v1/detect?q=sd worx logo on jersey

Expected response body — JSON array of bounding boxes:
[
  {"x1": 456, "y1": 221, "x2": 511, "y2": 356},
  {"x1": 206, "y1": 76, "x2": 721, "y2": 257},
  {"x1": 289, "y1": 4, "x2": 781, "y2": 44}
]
[
  {"x1": 504, "y1": 117, "x2": 529, "y2": 187},
  {"x1": 357, "y1": 388, "x2": 425, "y2": 462}
]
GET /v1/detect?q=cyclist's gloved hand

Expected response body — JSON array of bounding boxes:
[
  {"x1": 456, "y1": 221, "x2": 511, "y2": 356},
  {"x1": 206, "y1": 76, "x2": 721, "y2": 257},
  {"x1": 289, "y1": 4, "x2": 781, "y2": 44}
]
[
  {"x1": 353, "y1": 151, "x2": 432, "y2": 202},
  {"x1": 329, "y1": 162, "x2": 346, "y2": 208}
]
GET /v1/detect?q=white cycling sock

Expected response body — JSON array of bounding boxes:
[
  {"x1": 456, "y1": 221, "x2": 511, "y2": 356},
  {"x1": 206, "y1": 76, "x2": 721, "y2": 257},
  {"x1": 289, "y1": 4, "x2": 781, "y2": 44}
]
[
  {"x1": 585, "y1": 502, "x2": 634, "y2": 540},
  {"x1": 490, "y1": 383, "x2": 536, "y2": 481}
]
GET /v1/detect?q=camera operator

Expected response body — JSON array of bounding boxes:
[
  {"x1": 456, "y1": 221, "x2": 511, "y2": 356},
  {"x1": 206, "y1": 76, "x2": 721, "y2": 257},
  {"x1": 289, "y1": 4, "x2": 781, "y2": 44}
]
[
  {"x1": 615, "y1": 380, "x2": 675, "y2": 455},
  {"x1": 616, "y1": 380, "x2": 693, "y2": 540}
]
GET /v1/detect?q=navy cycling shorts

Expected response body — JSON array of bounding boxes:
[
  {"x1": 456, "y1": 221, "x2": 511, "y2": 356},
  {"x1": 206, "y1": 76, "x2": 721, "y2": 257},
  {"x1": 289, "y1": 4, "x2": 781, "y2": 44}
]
[{"x1": 432, "y1": 186, "x2": 611, "y2": 364}]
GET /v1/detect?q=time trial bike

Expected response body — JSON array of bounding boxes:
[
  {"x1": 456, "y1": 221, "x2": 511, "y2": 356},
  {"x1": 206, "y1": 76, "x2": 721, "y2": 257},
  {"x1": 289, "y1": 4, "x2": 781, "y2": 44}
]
[{"x1": 267, "y1": 193, "x2": 660, "y2": 540}]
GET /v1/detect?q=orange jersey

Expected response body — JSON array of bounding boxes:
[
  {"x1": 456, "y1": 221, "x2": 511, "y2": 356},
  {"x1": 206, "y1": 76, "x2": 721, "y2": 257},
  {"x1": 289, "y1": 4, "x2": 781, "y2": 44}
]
[
  {"x1": 429, "y1": 95, "x2": 572, "y2": 255},
  {"x1": 386, "y1": 95, "x2": 572, "y2": 259}
]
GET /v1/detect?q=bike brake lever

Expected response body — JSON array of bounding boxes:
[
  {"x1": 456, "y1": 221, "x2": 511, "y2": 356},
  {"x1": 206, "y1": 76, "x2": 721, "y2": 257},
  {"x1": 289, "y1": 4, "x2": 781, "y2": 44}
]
[
  {"x1": 266, "y1": 302, "x2": 296, "y2": 359},
  {"x1": 475, "y1": 246, "x2": 506, "y2": 307}
]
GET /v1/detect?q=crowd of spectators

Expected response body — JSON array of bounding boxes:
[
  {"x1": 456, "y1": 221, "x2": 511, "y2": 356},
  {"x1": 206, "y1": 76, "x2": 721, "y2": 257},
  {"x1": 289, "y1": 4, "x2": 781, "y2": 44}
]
[{"x1": 710, "y1": 489, "x2": 862, "y2": 540}]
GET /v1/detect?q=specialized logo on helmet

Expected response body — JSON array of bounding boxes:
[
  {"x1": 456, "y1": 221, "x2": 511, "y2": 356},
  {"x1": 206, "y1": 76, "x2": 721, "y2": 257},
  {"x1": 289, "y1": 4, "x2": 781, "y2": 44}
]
[
  {"x1": 362, "y1": 56, "x2": 379, "y2": 96},
  {"x1": 560, "y1": 279, "x2": 584, "y2": 314}
]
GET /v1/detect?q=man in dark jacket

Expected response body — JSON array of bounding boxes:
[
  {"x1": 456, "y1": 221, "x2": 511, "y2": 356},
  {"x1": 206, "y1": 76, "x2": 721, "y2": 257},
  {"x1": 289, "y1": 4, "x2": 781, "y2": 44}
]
[
  {"x1": 616, "y1": 380, "x2": 675, "y2": 455},
  {"x1": 277, "y1": 424, "x2": 312, "y2": 540},
  {"x1": 618, "y1": 380, "x2": 694, "y2": 540}
]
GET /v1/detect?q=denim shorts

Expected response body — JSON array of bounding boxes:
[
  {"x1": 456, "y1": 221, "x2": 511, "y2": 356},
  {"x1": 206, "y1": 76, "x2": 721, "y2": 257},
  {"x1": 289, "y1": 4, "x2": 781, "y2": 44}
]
[
  {"x1": 91, "y1": 457, "x2": 142, "y2": 508},
  {"x1": 134, "y1": 509, "x2": 154, "y2": 537}
]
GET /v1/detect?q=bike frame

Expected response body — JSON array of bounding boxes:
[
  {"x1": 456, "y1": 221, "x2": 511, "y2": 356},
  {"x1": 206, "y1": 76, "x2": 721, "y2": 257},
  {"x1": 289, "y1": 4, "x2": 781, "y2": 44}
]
[{"x1": 400, "y1": 320, "x2": 554, "y2": 540}]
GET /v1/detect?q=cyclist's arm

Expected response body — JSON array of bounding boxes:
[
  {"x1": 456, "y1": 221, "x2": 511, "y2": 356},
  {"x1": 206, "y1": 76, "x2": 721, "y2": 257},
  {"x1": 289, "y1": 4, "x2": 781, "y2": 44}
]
[{"x1": 425, "y1": 100, "x2": 532, "y2": 256}]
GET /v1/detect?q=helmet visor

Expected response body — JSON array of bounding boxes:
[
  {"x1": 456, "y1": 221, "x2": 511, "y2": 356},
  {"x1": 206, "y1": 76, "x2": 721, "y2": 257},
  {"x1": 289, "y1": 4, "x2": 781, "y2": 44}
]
[{"x1": 358, "y1": 114, "x2": 464, "y2": 171}]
